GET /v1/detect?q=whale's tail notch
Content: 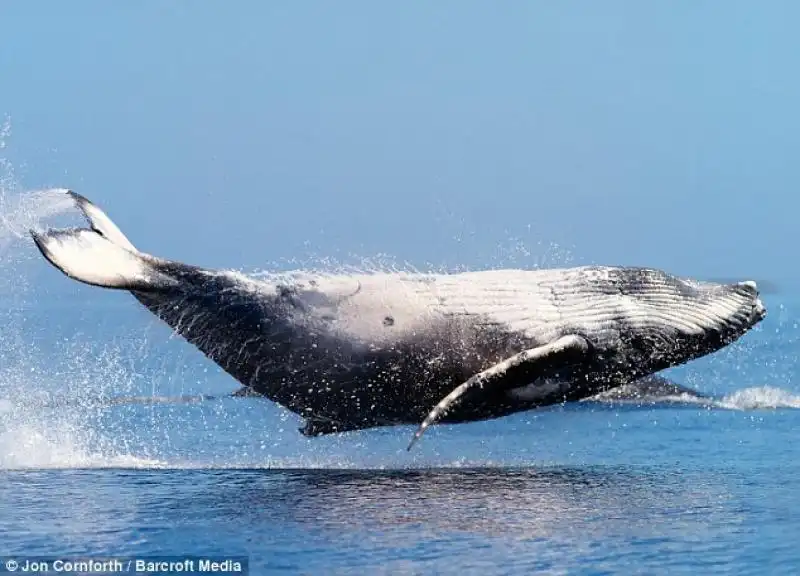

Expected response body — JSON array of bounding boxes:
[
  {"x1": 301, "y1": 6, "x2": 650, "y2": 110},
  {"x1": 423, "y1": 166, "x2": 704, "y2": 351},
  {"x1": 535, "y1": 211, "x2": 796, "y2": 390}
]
[
  {"x1": 67, "y1": 190, "x2": 138, "y2": 253},
  {"x1": 30, "y1": 190, "x2": 171, "y2": 292}
]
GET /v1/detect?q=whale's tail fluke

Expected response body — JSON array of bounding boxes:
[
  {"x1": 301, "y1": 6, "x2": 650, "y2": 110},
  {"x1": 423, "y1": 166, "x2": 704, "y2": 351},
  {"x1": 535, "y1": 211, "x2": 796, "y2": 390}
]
[{"x1": 30, "y1": 191, "x2": 175, "y2": 292}]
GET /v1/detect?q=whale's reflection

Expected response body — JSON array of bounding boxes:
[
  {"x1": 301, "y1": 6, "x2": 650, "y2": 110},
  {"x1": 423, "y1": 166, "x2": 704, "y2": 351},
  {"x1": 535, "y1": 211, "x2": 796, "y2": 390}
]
[
  {"x1": 1, "y1": 466, "x2": 747, "y2": 573},
  {"x1": 197, "y1": 466, "x2": 740, "y2": 544}
]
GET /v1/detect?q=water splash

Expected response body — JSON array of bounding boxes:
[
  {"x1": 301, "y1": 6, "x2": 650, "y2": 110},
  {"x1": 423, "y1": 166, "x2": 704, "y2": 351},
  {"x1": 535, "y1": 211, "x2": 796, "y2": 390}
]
[
  {"x1": 717, "y1": 386, "x2": 800, "y2": 410},
  {"x1": 0, "y1": 125, "x2": 165, "y2": 470},
  {"x1": 0, "y1": 124, "x2": 74, "y2": 257},
  {"x1": 0, "y1": 262, "x2": 167, "y2": 469},
  {"x1": 590, "y1": 385, "x2": 800, "y2": 411},
  {"x1": 244, "y1": 226, "x2": 577, "y2": 279}
]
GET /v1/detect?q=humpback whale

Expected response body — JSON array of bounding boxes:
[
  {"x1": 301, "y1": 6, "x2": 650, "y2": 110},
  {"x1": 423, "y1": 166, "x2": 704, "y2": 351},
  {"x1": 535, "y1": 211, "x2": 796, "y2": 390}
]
[{"x1": 30, "y1": 191, "x2": 766, "y2": 449}]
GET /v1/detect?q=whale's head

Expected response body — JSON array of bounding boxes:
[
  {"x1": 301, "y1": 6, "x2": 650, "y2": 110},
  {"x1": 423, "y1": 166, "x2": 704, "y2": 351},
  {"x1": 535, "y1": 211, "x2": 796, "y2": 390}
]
[
  {"x1": 744, "y1": 281, "x2": 768, "y2": 324},
  {"x1": 690, "y1": 278, "x2": 766, "y2": 332},
  {"x1": 602, "y1": 270, "x2": 767, "y2": 373},
  {"x1": 714, "y1": 280, "x2": 767, "y2": 338}
]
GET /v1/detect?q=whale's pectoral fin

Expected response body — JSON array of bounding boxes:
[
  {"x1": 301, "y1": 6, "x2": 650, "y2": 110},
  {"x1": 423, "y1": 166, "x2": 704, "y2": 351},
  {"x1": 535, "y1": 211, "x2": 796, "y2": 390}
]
[
  {"x1": 407, "y1": 334, "x2": 591, "y2": 450},
  {"x1": 30, "y1": 190, "x2": 177, "y2": 292}
]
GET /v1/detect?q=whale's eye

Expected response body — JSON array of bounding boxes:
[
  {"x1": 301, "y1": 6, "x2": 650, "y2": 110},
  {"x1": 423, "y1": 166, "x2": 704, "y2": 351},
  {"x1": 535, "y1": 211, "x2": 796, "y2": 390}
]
[{"x1": 383, "y1": 316, "x2": 395, "y2": 327}]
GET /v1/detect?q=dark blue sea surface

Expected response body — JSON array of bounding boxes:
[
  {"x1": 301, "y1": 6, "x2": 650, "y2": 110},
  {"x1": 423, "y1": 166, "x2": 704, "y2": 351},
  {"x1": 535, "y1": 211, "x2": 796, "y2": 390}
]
[{"x1": 2, "y1": 221, "x2": 800, "y2": 574}]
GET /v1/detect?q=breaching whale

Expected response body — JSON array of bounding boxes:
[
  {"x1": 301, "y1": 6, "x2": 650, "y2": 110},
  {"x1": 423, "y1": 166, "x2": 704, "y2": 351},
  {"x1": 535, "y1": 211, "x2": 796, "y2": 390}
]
[{"x1": 30, "y1": 191, "x2": 766, "y2": 449}]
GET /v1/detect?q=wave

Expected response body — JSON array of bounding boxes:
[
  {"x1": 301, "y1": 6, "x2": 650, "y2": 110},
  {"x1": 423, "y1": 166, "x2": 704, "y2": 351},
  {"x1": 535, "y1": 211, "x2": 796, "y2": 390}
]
[
  {"x1": 589, "y1": 384, "x2": 800, "y2": 410},
  {"x1": 716, "y1": 386, "x2": 800, "y2": 410}
]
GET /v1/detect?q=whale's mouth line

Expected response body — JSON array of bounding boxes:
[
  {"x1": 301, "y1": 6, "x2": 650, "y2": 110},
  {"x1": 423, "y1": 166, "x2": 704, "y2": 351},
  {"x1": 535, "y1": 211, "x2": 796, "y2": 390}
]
[{"x1": 754, "y1": 297, "x2": 767, "y2": 321}]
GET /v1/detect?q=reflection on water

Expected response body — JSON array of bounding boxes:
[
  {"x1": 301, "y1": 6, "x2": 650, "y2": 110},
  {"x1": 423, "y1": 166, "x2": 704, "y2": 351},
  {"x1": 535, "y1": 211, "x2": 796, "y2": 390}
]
[
  {"x1": 206, "y1": 466, "x2": 738, "y2": 539},
  {"x1": 0, "y1": 464, "x2": 779, "y2": 573},
  {"x1": 196, "y1": 466, "x2": 742, "y2": 573}
]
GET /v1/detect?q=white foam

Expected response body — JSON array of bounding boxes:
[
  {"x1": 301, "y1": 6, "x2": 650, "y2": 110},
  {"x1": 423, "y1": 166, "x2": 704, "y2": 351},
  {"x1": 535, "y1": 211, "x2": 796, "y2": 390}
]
[
  {"x1": 590, "y1": 385, "x2": 800, "y2": 411},
  {"x1": 0, "y1": 421, "x2": 165, "y2": 470},
  {"x1": 0, "y1": 337, "x2": 169, "y2": 470},
  {"x1": 717, "y1": 386, "x2": 800, "y2": 410}
]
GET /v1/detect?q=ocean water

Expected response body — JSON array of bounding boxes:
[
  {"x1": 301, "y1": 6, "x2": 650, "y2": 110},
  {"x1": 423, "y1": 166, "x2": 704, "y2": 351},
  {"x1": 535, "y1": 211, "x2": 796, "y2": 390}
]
[{"x1": 2, "y1": 189, "x2": 800, "y2": 575}]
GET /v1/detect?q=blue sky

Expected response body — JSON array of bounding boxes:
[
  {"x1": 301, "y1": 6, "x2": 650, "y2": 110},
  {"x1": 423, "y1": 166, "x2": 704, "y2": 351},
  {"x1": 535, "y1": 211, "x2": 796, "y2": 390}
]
[{"x1": 2, "y1": 1, "x2": 799, "y2": 285}]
